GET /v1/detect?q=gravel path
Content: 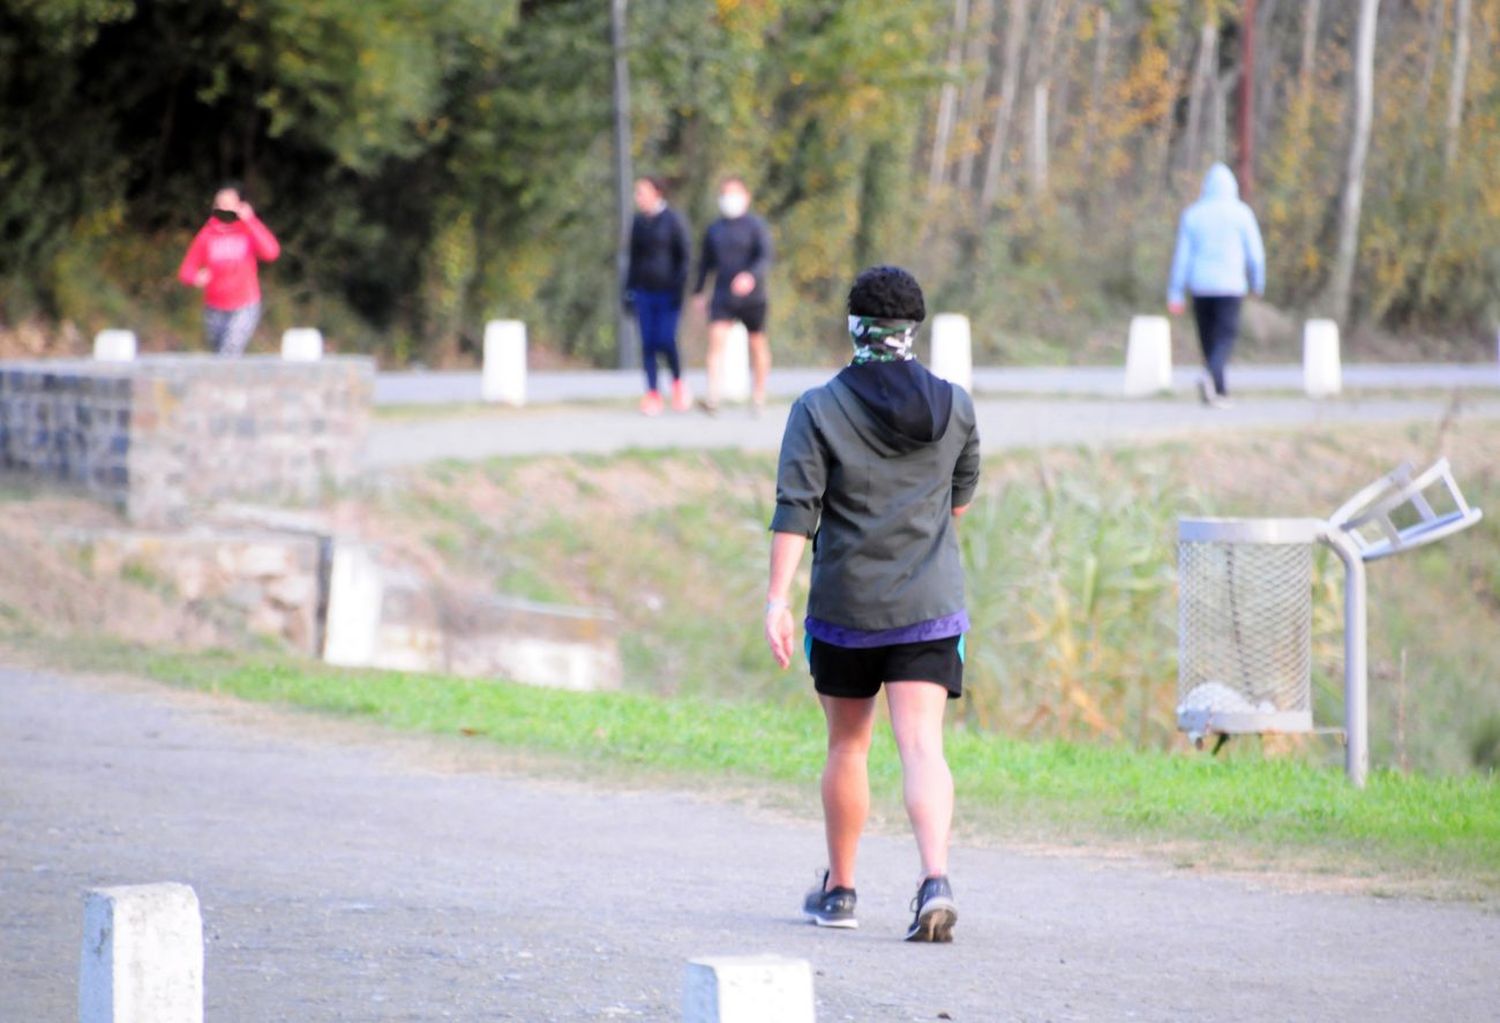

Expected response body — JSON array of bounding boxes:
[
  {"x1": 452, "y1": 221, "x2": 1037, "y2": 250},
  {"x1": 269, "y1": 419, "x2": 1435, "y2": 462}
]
[
  {"x1": 3, "y1": 665, "x2": 1496, "y2": 1021},
  {"x1": 364, "y1": 393, "x2": 1500, "y2": 469}
]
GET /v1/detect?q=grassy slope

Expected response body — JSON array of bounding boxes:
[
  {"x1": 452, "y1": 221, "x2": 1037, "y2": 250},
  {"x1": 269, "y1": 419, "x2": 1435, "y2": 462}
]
[
  {"x1": 4, "y1": 418, "x2": 1497, "y2": 895},
  {"x1": 120, "y1": 647, "x2": 1499, "y2": 897}
]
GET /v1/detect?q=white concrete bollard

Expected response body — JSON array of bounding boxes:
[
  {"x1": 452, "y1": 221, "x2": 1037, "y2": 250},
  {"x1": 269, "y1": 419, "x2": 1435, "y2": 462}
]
[
  {"x1": 682, "y1": 955, "x2": 815, "y2": 1023},
  {"x1": 323, "y1": 542, "x2": 384, "y2": 667},
  {"x1": 1124, "y1": 315, "x2": 1172, "y2": 397},
  {"x1": 280, "y1": 327, "x2": 324, "y2": 362},
  {"x1": 93, "y1": 330, "x2": 137, "y2": 363},
  {"x1": 929, "y1": 313, "x2": 973, "y2": 392},
  {"x1": 720, "y1": 322, "x2": 752, "y2": 403},
  {"x1": 1303, "y1": 318, "x2": 1342, "y2": 397},
  {"x1": 80, "y1": 883, "x2": 203, "y2": 1023},
  {"x1": 482, "y1": 320, "x2": 527, "y2": 406}
]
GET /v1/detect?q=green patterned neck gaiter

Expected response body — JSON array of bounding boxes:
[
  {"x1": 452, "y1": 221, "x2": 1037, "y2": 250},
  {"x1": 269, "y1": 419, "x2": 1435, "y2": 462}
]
[{"x1": 848, "y1": 315, "x2": 920, "y2": 364}]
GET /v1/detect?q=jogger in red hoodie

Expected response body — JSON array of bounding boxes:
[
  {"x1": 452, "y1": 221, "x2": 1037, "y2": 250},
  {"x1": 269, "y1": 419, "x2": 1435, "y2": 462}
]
[{"x1": 177, "y1": 183, "x2": 281, "y2": 356}]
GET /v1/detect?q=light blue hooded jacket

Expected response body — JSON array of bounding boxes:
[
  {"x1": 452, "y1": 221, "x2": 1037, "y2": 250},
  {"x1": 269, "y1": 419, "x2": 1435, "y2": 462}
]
[{"x1": 1167, "y1": 163, "x2": 1266, "y2": 304}]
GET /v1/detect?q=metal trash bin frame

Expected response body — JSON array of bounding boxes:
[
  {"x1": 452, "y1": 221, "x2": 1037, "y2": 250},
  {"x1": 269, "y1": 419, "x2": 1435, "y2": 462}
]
[{"x1": 1177, "y1": 459, "x2": 1483, "y2": 787}]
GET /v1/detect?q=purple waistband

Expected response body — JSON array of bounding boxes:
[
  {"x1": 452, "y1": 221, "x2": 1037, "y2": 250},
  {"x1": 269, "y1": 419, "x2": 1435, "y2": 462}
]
[{"x1": 804, "y1": 610, "x2": 969, "y2": 649}]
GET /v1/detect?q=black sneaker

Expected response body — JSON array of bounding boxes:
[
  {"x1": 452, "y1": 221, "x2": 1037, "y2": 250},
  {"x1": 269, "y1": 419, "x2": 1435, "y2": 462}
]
[
  {"x1": 802, "y1": 870, "x2": 858, "y2": 929},
  {"x1": 904, "y1": 875, "x2": 957, "y2": 943}
]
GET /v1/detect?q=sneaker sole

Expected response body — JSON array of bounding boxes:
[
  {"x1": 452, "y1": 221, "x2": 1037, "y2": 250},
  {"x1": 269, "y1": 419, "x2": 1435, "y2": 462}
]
[
  {"x1": 802, "y1": 910, "x2": 859, "y2": 929},
  {"x1": 905, "y1": 901, "x2": 957, "y2": 943}
]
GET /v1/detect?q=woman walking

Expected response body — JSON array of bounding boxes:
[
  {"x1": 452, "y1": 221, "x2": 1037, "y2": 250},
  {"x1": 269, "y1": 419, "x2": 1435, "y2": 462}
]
[
  {"x1": 177, "y1": 182, "x2": 280, "y2": 357},
  {"x1": 625, "y1": 175, "x2": 692, "y2": 414},
  {"x1": 765, "y1": 265, "x2": 980, "y2": 943}
]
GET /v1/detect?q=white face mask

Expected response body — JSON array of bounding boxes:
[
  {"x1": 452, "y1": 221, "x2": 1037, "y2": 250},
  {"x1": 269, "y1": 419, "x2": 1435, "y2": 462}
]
[{"x1": 718, "y1": 192, "x2": 749, "y2": 218}]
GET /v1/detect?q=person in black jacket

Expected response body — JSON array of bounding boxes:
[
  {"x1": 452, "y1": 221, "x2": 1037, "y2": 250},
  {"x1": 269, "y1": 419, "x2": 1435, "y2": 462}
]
[
  {"x1": 692, "y1": 175, "x2": 774, "y2": 414},
  {"x1": 625, "y1": 176, "x2": 693, "y2": 414}
]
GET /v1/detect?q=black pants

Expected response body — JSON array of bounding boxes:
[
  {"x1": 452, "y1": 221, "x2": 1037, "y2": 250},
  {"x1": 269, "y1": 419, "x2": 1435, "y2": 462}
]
[{"x1": 1191, "y1": 295, "x2": 1242, "y2": 397}]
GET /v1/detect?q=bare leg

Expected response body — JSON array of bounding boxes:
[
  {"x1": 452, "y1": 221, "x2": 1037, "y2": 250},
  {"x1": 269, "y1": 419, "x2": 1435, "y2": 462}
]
[
  {"x1": 749, "y1": 330, "x2": 771, "y2": 407},
  {"x1": 819, "y1": 694, "x2": 877, "y2": 890},
  {"x1": 705, "y1": 320, "x2": 730, "y2": 407},
  {"x1": 886, "y1": 681, "x2": 953, "y2": 878}
]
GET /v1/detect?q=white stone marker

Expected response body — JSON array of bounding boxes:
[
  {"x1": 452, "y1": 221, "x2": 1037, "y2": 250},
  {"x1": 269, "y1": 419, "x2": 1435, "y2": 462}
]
[
  {"x1": 682, "y1": 955, "x2": 815, "y2": 1023},
  {"x1": 929, "y1": 313, "x2": 973, "y2": 392},
  {"x1": 80, "y1": 883, "x2": 203, "y2": 1023},
  {"x1": 1124, "y1": 315, "x2": 1172, "y2": 397},
  {"x1": 93, "y1": 330, "x2": 137, "y2": 362},
  {"x1": 323, "y1": 542, "x2": 384, "y2": 667},
  {"x1": 720, "y1": 322, "x2": 752, "y2": 403},
  {"x1": 1303, "y1": 318, "x2": 1342, "y2": 397},
  {"x1": 281, "y1": 327, "x2": 324, "y2": 362},
  {"x1": 482, "y1": 319, "x2": 527, "y2": 406}
]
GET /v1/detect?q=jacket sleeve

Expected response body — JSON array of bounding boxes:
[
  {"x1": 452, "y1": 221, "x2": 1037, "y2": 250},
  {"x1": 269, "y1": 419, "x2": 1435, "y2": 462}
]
[
  {"x1": 769, "y1": 399, "x2": 826, "y2": 537},
  {"x1": 693, "y1": 224, "x2": 714, "y2": 296},
  {"x1": 1242, "y1": 208, "x2": 1266, "y2": 296},
  {"x1": 1166, "y1": 212, "x2": 1192, "y2": 305},
  {"x1": 671, "y1": 210, "x2": 691, "y2": 298},
  {"x1": 177, "y1": 228, "x2": 207, "y2": 285},
  {"x1": 951, "y1": 397, "x2": 981, "y2": 509},
  {"x1": 749, "y1": 216, "x2": 773, "y2": 283},
  {"x1": 245, "y1": 216, "x2": 281, "y2": 262},
  {"x1": 624, "y1": 215, "x2": 641, "y2": 293}
]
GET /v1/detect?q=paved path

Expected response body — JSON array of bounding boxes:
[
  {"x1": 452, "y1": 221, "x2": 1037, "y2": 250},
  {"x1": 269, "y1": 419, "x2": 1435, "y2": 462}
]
[
  {"x1": 374, "y1": 363, "x2": 1500, "y2": 406},
  {"x1": 365, "y1": 393, "x2": 1500, "y2": 469},
  {"x1": 2, "y1": 666, "x2": 1496, "y2": 1021}
]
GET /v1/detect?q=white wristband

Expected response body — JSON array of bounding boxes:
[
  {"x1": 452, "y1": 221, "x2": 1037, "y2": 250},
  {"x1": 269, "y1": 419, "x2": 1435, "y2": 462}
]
[{"x1": 765, "y1": 598, "x2": 789, "y2": 614}]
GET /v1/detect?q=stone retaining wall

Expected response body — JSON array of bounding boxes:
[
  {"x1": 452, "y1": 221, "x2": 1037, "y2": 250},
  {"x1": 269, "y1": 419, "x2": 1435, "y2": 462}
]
[{"x1": 0, "y1": 356, "x2": 372, "y2": 526}]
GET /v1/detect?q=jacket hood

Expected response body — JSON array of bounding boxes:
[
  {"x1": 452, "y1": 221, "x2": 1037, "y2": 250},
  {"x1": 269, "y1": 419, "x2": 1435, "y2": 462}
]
[
  {"x1": 1201, "y1": 162, "x2": 1239, "y2": 201},
  {"x1": 833, "y1": 360, "x2": 953, "y2": 455}
]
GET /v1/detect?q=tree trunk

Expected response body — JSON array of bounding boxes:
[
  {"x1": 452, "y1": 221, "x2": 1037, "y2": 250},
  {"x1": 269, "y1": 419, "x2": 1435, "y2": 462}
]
[
  {"x1": 1079, "y1": 7, "x2": 1110, "y2": 175},
  {"x1": 953, "y1": 0, "x2": 995, "y2": 195},
  {"x1": 1417, "y1": 0, "x2": 1449, "y2": 115},
  {"x1": 1327, "y1": 0, "x2": 1381, "y2": 326},
  {"x1": 1024, "y1": 0, "x2": 1069, "y2": 197},
  {"x1": 979, "y1": 0, "x2": 1030, "y2": 211},
  {"x1": 1443, "y1": 0, "x2": 1471, "y2": 170},
  {"x1": 1298, "y1": 0, "x2": 1322, "y2": 94},
  {"x1": 925, "y1": 0, "x2": 972, "y2": 200},
  {"x1": 1183, "y1": 16, "x2": 1219, "y2": 175}
]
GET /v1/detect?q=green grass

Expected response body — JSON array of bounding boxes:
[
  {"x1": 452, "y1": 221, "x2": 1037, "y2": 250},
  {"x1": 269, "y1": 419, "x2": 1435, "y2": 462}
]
[{"x1": 121, "y1": 645, "x2": 1499, "y2": 897}]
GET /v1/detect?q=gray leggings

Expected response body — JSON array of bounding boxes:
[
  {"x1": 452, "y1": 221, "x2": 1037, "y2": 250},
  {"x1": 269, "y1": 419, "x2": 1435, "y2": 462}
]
[{"x1": 204, "y1": 302, "x2": 262, "y2": 357}]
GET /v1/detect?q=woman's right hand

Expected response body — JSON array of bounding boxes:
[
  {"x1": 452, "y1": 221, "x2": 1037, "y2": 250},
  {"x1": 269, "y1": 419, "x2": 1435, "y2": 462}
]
[
  {"x1": 765, "y1": 603, "x2": 795, "y2": 669},
  {"x1": 193, "y1": 268, "x2": 211, "y2": 288}
]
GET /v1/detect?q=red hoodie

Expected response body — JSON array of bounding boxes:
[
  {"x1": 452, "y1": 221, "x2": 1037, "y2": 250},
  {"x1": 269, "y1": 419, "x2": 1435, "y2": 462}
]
[{"x1": 177, "y1": 215, "x2": 281, "y2": 311}]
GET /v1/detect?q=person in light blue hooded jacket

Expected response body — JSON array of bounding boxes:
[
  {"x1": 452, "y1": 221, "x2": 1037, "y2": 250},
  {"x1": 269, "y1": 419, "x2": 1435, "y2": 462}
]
[{"x1": 1167, "y1": 163, "x2": 1266, "y2": 405}]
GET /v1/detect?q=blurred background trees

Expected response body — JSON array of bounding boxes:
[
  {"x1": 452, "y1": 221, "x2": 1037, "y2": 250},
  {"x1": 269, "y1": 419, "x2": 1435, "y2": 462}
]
[{"x1": 1, "y1": 0, "x2": 1497, "y2": 365}]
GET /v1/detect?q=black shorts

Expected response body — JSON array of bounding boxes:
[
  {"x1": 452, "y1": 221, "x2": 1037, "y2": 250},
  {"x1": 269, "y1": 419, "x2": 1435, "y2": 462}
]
[
  {"x1": 807, "y1": 635, "x2": 964, "y2": 700},
  {"x1": 709, "y1": 297, "x2": 768, "y2": 334}
]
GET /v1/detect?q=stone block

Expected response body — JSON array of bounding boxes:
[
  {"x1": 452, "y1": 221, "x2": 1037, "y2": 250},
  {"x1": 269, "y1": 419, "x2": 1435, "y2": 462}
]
[
  {"x1": 929, "y1": 313, "x2": 973, "y2": 392},
  {"x1": 281, "y1": 328, "x2": 324, "y2": 362},
  {"x1": 79, "y1": 883, "x2": 203, "y2": 1023},
  {"x1": 1303, "y1": 318, "x2": 1342, "y2": 398},
  {"x1": 481, "y1": 320, "x2": 527, "y2": 406},
  {"x1": 1124, "y1": 315, "x2": 1172, "y2": 397},
  {"x1": 720, "y1": 324, "x2": 752, "y2": 404},
  {"x1": 682, "y1": 955, "x2": 814, "y2": 1023}
]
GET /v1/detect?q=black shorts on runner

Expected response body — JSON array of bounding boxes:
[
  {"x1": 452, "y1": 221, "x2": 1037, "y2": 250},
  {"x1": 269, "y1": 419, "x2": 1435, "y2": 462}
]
[
  {"x1": 807, "y1": 635, "x2": 964, "y2": 701},
  {"x1": 710, "y1": 297, "x2": 768, "y2": 334}
]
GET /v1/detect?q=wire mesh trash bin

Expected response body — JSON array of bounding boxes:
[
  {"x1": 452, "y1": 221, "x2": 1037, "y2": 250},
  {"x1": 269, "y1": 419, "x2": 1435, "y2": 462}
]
[
  {"x1": 1176, "y1": 459, "x2": 1483, "y2": 787},
  {"x1": 1178, "y1": 518, "x2": 1324, "y2": 740}
]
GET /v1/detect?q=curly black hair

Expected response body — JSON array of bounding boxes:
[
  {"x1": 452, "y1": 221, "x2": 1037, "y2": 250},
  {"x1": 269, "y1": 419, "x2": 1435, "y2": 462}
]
[{"x1": 847, "y1": 265, "x2": 926, "y2": 321}]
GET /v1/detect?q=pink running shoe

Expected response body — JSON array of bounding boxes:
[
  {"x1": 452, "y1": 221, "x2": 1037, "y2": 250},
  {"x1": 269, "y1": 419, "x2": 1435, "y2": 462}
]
[{"x1": 640, "y1": 390, "x2": 664, "y2": 416}]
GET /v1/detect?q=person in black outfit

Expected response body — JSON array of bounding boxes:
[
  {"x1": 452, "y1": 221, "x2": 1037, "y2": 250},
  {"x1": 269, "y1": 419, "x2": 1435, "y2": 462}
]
[
  {"x1": 692, "y1": 175, "x2": 774, "y2": 414},
  {"x1": 625, "y1": 176, "x2": 693, "y2": 414}
]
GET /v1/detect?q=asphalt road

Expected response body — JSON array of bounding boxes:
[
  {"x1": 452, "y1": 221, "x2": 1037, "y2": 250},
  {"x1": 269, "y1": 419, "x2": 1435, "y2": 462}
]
[
  {"x1": 363, "y1": 392, "x2": 1500, "y2": 469},
  {"x1": 3, "y1": 665, "x2": 1496, "y2": 1021}
]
